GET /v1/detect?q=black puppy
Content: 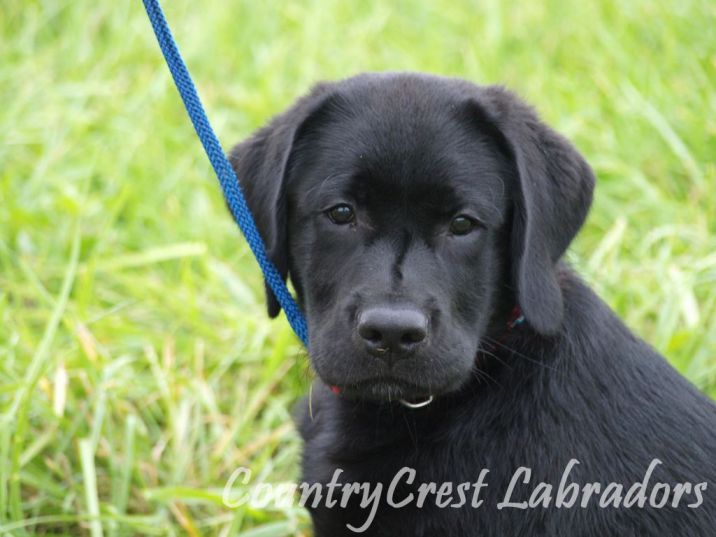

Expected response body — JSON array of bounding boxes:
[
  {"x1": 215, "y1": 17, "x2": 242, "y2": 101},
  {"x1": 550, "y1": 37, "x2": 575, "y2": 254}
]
[{"x1": 230, "y1": 73, "x2": 716, "y2": 536}]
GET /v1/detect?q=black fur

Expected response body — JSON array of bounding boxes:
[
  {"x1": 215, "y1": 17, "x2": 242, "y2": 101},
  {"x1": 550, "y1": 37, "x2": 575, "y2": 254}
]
[{"x1": 230, "y1": 73, "x2": 716, "y2": 536}]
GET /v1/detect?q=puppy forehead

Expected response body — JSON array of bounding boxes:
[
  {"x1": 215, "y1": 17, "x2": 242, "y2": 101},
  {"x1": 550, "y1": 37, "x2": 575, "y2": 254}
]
[{"x1": 296, "y1": 86, "x2": 509, "y2": 218}]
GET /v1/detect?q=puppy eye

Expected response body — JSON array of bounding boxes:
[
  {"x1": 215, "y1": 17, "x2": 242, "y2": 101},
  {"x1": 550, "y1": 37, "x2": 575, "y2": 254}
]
[
  {"x1": 326, "y1": 204, "x2": 355, "y2": 225},
  {"x1": 449, "y1": 215, "x2": 479, "y2": 235}
]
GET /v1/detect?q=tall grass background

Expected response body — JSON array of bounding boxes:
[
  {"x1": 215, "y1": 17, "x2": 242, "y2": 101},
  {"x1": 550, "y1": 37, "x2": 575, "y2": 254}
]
[{"x1": 1, "y1": 0, "x2": 714, "y2": 535}]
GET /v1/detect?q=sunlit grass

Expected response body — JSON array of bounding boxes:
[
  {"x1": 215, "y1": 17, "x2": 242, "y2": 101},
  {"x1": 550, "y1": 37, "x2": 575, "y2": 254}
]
[{"x1": 1, "y1": 0, "x2": 714, "y2": 534}]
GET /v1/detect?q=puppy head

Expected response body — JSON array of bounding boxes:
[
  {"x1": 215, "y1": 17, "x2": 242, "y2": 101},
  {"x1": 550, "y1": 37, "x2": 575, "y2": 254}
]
[{"x1": 230, "y1": 73, "x2": 594, "y2": 401}]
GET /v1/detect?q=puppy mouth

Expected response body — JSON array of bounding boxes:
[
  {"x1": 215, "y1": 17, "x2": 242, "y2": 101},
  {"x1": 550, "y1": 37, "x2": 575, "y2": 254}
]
[{"x1": 331, "y1": 377, "x2": 434, "y2": 402}]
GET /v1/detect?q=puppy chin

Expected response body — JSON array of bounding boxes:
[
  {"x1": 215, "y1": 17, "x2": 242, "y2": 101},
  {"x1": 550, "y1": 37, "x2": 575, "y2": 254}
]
[
  {"x1": 338, "y1": 378, "x2": 430, "y2": 402},
  {"x1": 320, "y1": 372, "x2": 469, "y2": 403}
]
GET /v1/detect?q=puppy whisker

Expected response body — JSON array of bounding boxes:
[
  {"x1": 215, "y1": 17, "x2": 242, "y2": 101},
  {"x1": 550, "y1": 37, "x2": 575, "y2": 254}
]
[{"x1": 482, "y1": 336, "x2": 557, "y2": 372}]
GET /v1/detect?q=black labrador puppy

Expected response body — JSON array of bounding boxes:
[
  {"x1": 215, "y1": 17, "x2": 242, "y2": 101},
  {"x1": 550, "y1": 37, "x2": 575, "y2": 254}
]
[{"x1": 230, "y1": 73, "x2": 716, "y2": 536}]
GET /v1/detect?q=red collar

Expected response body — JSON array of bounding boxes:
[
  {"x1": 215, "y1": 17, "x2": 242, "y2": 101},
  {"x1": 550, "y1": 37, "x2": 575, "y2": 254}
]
[
  {"x1": 478, "y1": 305, "x2": 524, "y2": 357},
  {"x1": 507, "y1": 305, "x2": 525, "y2": 329}
]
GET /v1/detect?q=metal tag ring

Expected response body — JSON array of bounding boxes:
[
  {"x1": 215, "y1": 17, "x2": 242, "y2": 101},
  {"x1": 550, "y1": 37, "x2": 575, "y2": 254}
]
[{"x1": 399, "y1": 395, "x2": 434, "y2": 409}]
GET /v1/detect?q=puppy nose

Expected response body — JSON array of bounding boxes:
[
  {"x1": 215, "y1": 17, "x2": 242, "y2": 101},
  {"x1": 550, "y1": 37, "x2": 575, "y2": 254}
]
[{"x1": 357, "y1": 306, "x2": 428, "y2": 359}]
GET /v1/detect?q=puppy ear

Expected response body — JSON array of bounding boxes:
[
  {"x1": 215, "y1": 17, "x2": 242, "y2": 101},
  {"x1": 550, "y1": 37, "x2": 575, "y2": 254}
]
[
  {"x1": 229, "y1": 84, "x2": 333, "y2": 318},
  {"x1": 474, "y1": 86, "x2": 595, "y2": 334}
]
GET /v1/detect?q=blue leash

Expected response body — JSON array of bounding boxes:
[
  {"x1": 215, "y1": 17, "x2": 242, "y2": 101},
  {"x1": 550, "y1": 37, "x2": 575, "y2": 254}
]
[{"x1": 141, "y1": 0, "x2": 309, "y2": 345}]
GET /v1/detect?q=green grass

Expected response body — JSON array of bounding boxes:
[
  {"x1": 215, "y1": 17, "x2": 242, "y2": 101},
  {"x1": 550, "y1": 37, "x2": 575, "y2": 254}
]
[{"x1": 1, "y1": 0, "x2": 715, "y2": 534}]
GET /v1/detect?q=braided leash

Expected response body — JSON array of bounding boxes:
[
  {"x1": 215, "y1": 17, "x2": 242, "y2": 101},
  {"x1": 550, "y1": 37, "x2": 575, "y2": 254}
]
[{"x1": 141, "y1": 0, "x2": 309, "y2": 345}]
